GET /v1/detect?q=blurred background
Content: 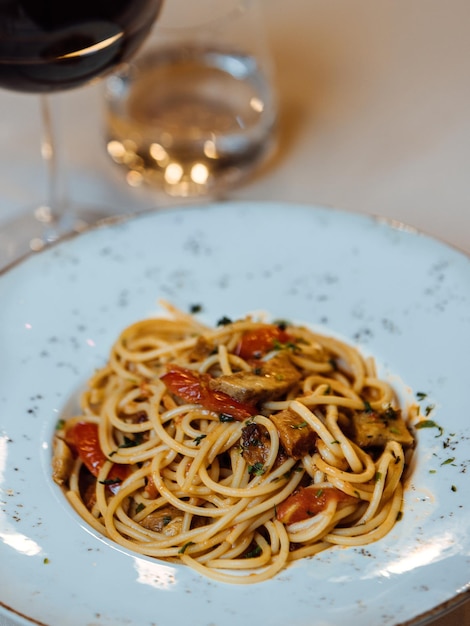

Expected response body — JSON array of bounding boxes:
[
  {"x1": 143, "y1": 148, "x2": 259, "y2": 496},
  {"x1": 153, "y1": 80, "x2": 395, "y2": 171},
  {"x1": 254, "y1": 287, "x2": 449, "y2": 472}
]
[{"x1": 0, "y1": 0, "x2": 469, "y2": 254}]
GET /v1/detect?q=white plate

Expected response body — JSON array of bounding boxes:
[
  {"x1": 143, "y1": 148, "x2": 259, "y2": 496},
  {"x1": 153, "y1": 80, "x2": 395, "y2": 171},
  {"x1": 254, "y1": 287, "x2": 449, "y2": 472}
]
[{"x1": 1, "y1": 201, "x2": 469, "y2": 626}]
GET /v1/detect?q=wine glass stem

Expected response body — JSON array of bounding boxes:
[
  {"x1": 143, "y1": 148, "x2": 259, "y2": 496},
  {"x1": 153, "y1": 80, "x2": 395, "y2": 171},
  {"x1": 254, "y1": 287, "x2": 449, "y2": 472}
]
[{"x1": 39, "y1": 94, "x2": 68, "y2": 241}]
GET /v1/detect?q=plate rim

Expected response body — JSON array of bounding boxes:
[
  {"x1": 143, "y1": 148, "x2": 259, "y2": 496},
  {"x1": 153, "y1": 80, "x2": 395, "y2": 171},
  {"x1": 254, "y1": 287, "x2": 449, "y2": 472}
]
[{"x1": 2, "y1": 199, "x2": 469, "y2": 278}]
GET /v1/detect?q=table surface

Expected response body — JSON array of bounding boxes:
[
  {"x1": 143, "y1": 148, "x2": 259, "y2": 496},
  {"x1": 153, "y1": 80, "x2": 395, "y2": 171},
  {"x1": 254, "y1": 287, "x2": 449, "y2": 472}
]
[{"x1": 0, "y1": 0, "x2": 469, "y2": 625}]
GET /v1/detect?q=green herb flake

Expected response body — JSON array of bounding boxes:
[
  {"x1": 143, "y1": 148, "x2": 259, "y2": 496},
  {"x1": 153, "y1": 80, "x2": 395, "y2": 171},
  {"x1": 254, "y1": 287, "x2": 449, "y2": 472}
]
[
  {"x1": 248, "y1": 462, "x2": 265, "y2": 476},
  {"x1": 43, "y1": 557, "x2": 50, "y2": 564},
  {"x1": 291, "y1": 421, "x2": 308, "y2": 430},
  {"x1": 162, "y1": 515, "x2": 172, "y2": 526},
  {"x1": 178, "y1": 541, "x2": 195, "y2": 554},
  {"x1": 193, "y1": 434, "x2": 207, "y2": 445},
  {"x1": 135, "y1": 503, "x2": 145, "y2": 514},
  {"x1": 273, "y1": 319, "x2": 290, "y2": 331},
  {"x1": 316, "y1": 489, "x2": 324, "y2": 498},
  {"x1": 120, "y1": 434, "x2": 143, "y2": 449},
  {"x1": 441, "y1": 457, "x2": 456, "y2": 466},
  {"x1": 189, "y1": 304, "x2": 202, "y2": 314},
  {"x1": 416, "y1": 391, "x2": 427, "y2": 401},
  {"x1": 55, "y1": 419, "x2": 65, "y2": 431},
  {"x1": 415, "y1": 419, "x2": 444, "y2": 437},
  {"x1": 244, "y1": 544, "x2": 262, "y2": 559},
  {"x1": 99, "y1": 478, "x2": 122, "y2": 486},
  {"x1": 375, "y1": 472, "x2": 382, "y2": 482},
  {"x1": 363, "y1": 401, "x2": 373, "y2": 413},
  {"x1": 383, "y1": 406, "x2": 399, "y2": 420},
  {"x1": 217, "y1": 316, "x2": 233, "y2": 326},
  {"x1": 110, "y1": 434, "x2": 144, "y2": 457},
  {"x1": 451, "y1": 485, "x2": 457, "y2": 492},
  {"x1": 219, "y1": 414, "x2": 235, "y2": 423},
  {"x1": 396, "y1": 511, "x2": 403, "y2": 522},
  {"x1": 429, "y1": 469, "x2": 437, "y2": 474},
  {"x1": 273, "y1": 339, "x2": 299, "y2": 353},
  {"x1": 424, "y1": 404, "x2": 435, "y2": 416}
]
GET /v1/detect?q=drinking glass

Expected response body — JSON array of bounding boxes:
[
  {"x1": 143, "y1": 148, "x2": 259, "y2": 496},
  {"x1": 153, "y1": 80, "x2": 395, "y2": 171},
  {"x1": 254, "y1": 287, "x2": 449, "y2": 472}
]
[
  {"x1": 0, "y1": 0, "x2": 164, "y2": 267},
  {"x1": 104, "y1": 0, "x2": 278, "y2": 198}
]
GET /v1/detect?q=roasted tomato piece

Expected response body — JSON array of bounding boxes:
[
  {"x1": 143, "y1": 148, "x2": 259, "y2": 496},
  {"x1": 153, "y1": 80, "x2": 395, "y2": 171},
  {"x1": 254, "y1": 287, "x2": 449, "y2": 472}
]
[
  {"x1": 161, "y1": 364, "x2": 257, "y2": 421},
  {"x1": 66, "y1": 421, "x2": 106, "y2": 476},
  {"x1": 276, "y1": 486, "x2": 357, "y2": 524},
  {"x1": 65, "y1": 421, "x2": 130, "y2": 493},
  {"x1": 235, "y1": 324, "x2": 292, "y2": 360}
]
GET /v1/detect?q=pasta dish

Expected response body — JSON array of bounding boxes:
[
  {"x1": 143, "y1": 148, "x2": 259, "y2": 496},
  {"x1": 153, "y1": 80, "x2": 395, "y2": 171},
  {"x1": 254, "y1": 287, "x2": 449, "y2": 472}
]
[{"x1": 52, "y1": 302, "x2": 415, "y2": 584}]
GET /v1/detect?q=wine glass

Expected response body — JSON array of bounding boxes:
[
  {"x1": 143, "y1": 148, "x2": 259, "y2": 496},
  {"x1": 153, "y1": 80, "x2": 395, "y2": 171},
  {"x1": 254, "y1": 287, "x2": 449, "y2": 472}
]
[{"x1": 0, "y1": 0, "x2": 164, "y2": 268}]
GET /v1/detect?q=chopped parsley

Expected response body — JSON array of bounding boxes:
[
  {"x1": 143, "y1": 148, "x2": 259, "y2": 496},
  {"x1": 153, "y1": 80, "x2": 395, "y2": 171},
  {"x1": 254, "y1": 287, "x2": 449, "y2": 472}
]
[
  {"x1": 178, "y1": 541, "x2": 195, "y2": 554},
  {"x1": 99, "y1": 477, "x2": 122, "y2": 486},
  {"x1": 219, "y1": 414, "x2": 235, "y2": 423},
  {"x1": 193, "y1": 434, "x2": 207, "y2": 445},
  {"x1": 244, "y1": 544, "x2": 262, "y2": 559},
  {"x1": 415, "y1": 419, "x2": 444, "y2": 437},
  {"x1": 217, "y1": 316, "x2": 232, "y2": 326},
  {"x1": 248, "y1": 462, "x2": 265, "y2": 476},
  {"x1": 383, "y1": 406, "x2": 399, "y2": 420},
  {"x1": 135, "y1": 502, "x2": 145, "y2": 514},
  {"x1": 110, "y1": 434, "x2": 144, "y2": 456},
  {"x1": 273, "y1": 319, "x2": 290, "y2": 330},
  {"x1": 273, "y1": 339, "x2": 299, "y2": 353},
  {"x1": 291, "y1": 421, "x2": 308, "y2": 430},
  {"x1": 441, "y1": 457, "x2": 456, "y2": 466}
]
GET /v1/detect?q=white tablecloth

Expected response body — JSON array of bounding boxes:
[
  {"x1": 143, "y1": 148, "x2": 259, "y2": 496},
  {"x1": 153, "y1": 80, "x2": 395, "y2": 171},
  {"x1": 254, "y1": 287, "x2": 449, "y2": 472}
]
[{"x1": 0, "y1": 0, "x2": 469, "y2": 624}]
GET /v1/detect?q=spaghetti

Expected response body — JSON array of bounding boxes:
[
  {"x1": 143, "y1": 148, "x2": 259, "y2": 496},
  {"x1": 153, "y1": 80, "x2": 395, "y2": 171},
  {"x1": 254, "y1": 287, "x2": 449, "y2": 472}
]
[{"x1": 52, "y1": 302, "x2": 415, "y2": 583}]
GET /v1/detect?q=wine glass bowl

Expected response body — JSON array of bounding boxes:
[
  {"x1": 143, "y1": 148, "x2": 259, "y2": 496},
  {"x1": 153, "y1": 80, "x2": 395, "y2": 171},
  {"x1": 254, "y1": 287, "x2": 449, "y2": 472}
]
[
  {"x1": 0, "y1": 1, "x2": 163, "y2": 93},
  {"x1": 0, "y1": 0, "x2": 164, "y2": 268}
]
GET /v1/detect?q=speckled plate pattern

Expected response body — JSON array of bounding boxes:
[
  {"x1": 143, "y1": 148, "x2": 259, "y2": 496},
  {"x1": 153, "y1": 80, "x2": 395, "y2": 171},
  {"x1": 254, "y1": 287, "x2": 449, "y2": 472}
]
[{"x1": 1, "y1": 201, "x2": 469, "y2": 626}]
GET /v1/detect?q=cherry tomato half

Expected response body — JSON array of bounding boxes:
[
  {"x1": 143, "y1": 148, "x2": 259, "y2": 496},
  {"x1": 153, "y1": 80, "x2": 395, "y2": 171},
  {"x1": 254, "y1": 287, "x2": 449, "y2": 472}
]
[
  {"x1": 235, "y1": 325, "x2": 292, "y2": 360},
  {"x1": 276, "y1": 486, "x2": 357, "y2": 524}
]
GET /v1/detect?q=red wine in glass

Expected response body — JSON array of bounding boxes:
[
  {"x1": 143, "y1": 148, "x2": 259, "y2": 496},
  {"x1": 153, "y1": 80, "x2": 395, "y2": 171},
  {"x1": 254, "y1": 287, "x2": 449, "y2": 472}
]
[{"x1": 0, "y1": 0, "x2": 163, "y2": 265}]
